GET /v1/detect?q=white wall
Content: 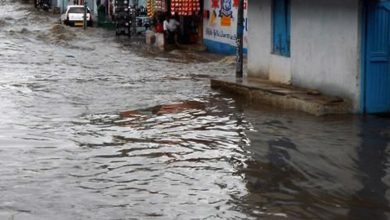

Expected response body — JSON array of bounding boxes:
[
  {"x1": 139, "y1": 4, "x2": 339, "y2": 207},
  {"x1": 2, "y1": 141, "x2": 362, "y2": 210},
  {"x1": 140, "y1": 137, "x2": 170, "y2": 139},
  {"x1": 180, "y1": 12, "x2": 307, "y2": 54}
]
[
  {"x1": 291, "y1": 0, "x2": 360, "y2": 111},
  {"x1": 248, "y1": 0, "x2": 361, "y2": 111},
  {"x1": 55, "y1": 0, "x2": 68, "y2": 13},
  {"x1": 247, "y1": 0, "x2": 271, "y2": 79}
]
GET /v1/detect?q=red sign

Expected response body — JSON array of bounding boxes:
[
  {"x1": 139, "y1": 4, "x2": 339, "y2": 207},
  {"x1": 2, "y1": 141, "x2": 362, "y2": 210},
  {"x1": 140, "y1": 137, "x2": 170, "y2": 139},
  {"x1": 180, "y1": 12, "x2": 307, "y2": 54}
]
[
  {"x1": 211, "y1": 0, "x2": 219, "y2": 8},
  {"x1": 233, "y1": 0, "x2": 238, "y2": 8},
  {"x1": 171, "y1": 0, "x2": 201, "y2": 16},
  {"x1": 233, "y1": 0, "x2": 247, "y2": 9}
]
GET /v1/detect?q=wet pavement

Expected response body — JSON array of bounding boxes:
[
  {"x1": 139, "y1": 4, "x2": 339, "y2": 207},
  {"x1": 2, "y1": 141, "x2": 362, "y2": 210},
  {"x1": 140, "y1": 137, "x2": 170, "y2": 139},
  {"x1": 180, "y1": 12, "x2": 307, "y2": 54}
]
[{"x1": 1, "y1": 1, "x2": 390, "y2": 220}]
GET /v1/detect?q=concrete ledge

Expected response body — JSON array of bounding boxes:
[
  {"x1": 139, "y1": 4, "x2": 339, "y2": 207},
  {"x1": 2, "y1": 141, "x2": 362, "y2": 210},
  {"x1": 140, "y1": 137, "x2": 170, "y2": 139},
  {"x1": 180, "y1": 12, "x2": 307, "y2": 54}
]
[{"x1": 211, "y1": 77, "x2": 352, "y2": 116}]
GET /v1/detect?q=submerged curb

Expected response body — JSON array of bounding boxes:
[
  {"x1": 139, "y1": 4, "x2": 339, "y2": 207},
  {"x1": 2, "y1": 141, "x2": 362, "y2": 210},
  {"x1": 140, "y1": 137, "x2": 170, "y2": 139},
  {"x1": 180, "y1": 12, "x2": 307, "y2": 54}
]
[{"x1": 211, "y1": 77, "x2": 352, "y2": 116}]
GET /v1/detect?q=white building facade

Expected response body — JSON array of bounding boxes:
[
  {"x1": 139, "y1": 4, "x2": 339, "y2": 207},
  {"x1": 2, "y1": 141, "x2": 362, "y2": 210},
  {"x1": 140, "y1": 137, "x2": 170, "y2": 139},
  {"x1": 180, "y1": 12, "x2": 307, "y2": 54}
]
[{"x1": 247, "y1": 0, "x2": 390, "y2": 113}]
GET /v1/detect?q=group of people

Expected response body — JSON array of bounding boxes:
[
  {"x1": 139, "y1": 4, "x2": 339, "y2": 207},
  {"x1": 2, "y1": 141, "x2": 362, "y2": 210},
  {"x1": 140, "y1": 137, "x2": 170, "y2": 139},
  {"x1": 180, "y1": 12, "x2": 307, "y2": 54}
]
[{"x1": 162, "y1": 15, "x2": 180, "y2": 44}]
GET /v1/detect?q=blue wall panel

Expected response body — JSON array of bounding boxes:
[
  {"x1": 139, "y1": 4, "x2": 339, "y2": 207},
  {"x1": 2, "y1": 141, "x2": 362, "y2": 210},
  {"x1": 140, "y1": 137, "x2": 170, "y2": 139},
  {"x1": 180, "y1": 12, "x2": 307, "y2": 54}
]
[{"x1": 204, "y1": 39, "x2": 248, "y2": 55}]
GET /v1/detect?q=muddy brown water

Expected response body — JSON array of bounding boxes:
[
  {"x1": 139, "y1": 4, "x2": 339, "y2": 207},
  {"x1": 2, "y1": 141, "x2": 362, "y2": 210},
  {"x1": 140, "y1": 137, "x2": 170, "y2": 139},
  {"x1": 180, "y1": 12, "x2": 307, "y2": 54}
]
[{"x1": 1, "y1": 1, "x2": 390, "y2": 220}]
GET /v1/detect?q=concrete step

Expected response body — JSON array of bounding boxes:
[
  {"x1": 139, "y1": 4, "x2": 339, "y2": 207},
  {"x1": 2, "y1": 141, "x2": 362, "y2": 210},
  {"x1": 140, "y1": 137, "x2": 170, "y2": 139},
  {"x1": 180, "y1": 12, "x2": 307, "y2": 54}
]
[{"x1": 211, "y1": 77, "x2": 352, "y2": 116}]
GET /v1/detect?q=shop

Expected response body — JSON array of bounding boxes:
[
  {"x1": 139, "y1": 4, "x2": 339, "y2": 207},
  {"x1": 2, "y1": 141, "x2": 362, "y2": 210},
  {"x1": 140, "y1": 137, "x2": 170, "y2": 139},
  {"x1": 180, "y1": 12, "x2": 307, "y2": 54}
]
[
  {"x1": 169, "y1": 0, "x2": 203, "y2": 44},
  {"x1": 147, "y1": 0, "x2": 203, "y2": 45}
]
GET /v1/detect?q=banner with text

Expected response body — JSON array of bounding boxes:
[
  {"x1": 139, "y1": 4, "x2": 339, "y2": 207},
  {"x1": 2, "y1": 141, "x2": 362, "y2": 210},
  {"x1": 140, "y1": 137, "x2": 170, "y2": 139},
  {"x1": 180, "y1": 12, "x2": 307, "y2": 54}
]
[{"x1": 203, "y1": 0, "x2": 248, "y2": 49}]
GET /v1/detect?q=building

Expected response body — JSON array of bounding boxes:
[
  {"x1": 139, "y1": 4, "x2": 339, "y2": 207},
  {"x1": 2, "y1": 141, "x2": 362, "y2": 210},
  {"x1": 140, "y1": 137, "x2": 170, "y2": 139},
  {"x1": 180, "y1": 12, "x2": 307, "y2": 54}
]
[
  {"x1": 247, "y1": 0, "x2": 390, "y2": 113},
  {"x1": 203, "y1": 0, "x2": 248, "y2": 54}
]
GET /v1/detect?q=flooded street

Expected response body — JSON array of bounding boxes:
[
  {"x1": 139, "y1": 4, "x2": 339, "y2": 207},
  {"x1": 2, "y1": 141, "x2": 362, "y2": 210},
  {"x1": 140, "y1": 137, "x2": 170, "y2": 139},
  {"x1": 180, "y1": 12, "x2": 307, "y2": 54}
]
[{"x1": 1, "y1": 1, "x2": 390, "y2": 219}]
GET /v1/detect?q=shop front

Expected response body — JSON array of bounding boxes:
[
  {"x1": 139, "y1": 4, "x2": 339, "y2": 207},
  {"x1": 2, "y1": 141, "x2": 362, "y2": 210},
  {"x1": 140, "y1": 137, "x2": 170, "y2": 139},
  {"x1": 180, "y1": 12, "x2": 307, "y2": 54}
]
[
  {"x1": 169, "y1": 0, "x2": 203, "y2": 44},
  {"x1": 147, "y1": 0, "x2": 204, "y2": 46}
]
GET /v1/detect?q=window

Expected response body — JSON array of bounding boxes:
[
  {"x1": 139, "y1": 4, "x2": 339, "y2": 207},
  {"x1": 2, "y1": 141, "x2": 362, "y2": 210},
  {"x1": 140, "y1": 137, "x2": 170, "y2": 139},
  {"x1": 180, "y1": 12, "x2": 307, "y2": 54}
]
[
  {"x1": 69, "y1": 7, "x2": 90, "y2": 13},
  {"x1": 69, "y1": 7, "x2": 84, "y2": 14},
  {"x1": 272, "y1": 0, "x2": 290, "y2": 57}
]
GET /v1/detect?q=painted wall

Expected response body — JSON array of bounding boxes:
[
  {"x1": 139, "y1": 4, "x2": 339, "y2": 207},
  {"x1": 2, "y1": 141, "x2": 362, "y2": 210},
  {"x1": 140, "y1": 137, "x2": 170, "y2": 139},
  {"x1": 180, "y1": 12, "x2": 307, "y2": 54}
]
[
  {"x1": 248, "y1": 0, "x2": 361, "y2": 111},
  {"x1": 203, "y1": 0, "x2": 249, "y2": 54}
]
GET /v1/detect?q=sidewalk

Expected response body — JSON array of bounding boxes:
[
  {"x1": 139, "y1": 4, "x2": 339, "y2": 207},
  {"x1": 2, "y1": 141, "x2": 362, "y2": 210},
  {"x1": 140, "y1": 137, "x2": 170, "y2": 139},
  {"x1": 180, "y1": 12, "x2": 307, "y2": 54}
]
[{"x1": 211, "y1": 77, "x2": 352, "y2": 116}]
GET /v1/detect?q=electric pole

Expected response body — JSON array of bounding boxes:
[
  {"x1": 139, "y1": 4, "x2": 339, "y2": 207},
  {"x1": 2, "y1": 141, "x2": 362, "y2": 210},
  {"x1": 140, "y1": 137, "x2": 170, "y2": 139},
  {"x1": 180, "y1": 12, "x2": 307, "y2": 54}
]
[{"x1": 236, "y1": 0, "x2": 244, "y2": 78}]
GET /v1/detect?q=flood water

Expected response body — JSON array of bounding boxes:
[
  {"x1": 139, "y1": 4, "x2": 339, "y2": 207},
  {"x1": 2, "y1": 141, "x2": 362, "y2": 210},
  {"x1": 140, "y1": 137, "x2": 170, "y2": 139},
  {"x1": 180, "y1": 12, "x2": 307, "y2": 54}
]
[{"x1": 1, "y1": 1, "x2": 390, "y2": 220}]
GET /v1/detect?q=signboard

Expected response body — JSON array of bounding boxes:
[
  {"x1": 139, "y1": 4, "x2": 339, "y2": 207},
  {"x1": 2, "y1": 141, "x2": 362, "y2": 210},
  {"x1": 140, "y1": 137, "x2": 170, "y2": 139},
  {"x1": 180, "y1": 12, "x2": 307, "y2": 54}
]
[{"x1": 203, "y1": 0, "x2": 248, "y2": 51}]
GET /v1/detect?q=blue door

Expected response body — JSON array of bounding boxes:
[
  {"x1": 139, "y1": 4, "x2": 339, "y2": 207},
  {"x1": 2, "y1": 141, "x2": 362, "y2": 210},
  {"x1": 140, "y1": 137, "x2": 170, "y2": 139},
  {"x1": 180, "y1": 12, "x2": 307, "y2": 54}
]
[
  {"x1": 364, "y1": 0, "x2": 390, "y2": 113},
  {"x1": 272, "y1": 0, "x2": 290, "y2": 57}
]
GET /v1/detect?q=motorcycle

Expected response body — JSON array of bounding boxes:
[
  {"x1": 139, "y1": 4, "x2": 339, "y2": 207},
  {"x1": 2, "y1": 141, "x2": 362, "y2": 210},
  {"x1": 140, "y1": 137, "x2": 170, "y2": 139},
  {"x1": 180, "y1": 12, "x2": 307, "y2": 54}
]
[{"x1": 35, "y1": 0, "x2": 51, "y2": 11}]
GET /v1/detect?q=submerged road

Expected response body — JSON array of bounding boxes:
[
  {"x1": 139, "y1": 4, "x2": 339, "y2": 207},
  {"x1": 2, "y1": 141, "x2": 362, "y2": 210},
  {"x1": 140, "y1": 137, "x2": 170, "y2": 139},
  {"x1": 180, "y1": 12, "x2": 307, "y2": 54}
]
[{"x1": 1, "y1": 1, "x2": 390, "y2": 219}]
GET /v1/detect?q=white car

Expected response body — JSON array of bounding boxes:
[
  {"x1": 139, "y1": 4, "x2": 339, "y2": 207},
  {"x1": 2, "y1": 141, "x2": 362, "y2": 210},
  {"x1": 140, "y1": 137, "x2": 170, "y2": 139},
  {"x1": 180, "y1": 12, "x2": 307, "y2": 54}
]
[{"x1": 61, "y1": 5, "x2": 93, "y2": 27}]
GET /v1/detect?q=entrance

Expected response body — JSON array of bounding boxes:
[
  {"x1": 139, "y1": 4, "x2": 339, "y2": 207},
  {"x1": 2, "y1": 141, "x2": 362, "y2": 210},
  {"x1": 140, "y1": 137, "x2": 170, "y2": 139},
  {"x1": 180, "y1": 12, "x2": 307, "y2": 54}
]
[{"x1": 363, "y1": 0, "x2": 390, "y2": 113}]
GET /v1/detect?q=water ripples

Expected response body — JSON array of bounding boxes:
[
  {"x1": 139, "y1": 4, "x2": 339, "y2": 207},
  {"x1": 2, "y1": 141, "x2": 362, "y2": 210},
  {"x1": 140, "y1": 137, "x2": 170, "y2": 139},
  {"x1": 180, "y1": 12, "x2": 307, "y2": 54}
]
[{"x1": 1, "y1": 1, "x2": 390, "y2": 220}]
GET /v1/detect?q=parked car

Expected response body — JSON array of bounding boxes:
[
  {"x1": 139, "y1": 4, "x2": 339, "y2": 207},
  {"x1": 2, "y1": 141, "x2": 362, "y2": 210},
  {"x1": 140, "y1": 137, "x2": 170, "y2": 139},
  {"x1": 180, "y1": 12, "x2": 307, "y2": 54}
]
[
  {"x1": 130, "y1": 16, "x2": 151, "y2": 34},
  {"x1": 61, "y1": 5, "x2": 93, "y2": 27}
]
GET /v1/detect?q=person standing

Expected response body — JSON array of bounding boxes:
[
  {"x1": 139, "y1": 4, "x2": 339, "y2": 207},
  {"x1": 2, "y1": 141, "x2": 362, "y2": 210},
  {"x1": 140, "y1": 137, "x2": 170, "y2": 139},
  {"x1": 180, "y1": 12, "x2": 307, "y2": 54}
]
[
  {"x1": 108, "y1": 0, "x2": 114, "y2": 20},
  {"x1": 163, "y1": 14, "x2": 180, "y2": 44},
  {"x1": 163, "y1": 15, "x2": 170, "y2": 43}
]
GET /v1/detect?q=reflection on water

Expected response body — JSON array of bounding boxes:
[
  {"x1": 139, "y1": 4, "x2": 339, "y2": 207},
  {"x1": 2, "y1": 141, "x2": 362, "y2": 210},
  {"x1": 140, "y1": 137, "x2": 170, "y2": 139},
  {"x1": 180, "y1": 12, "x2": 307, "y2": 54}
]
[
  {"x1": 1, "y1": 1, "x2": 390, "y2": 220},
  {"x1": 349, "y1": 116, "x2": 390, "y2": 220},
  {"x1": 236, "y1": 105, "x2": 390, "y2": 219},
  {"x1": 64, "y1": 96, "x2": 254, "y2": 219}
]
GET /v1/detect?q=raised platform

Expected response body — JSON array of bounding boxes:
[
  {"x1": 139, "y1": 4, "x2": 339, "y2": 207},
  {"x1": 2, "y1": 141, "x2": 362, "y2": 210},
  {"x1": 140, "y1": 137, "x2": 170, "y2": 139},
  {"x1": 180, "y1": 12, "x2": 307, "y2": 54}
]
[{"x1": 211, "y1": 77, "x2": 352, "y2": 116}]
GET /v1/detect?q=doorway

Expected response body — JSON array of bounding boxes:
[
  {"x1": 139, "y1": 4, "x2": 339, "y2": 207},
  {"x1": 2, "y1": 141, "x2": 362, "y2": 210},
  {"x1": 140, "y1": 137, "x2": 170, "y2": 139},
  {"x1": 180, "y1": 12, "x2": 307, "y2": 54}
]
[{"x1": 363, "y1": 0, "x2": 390, "y2": 113}]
